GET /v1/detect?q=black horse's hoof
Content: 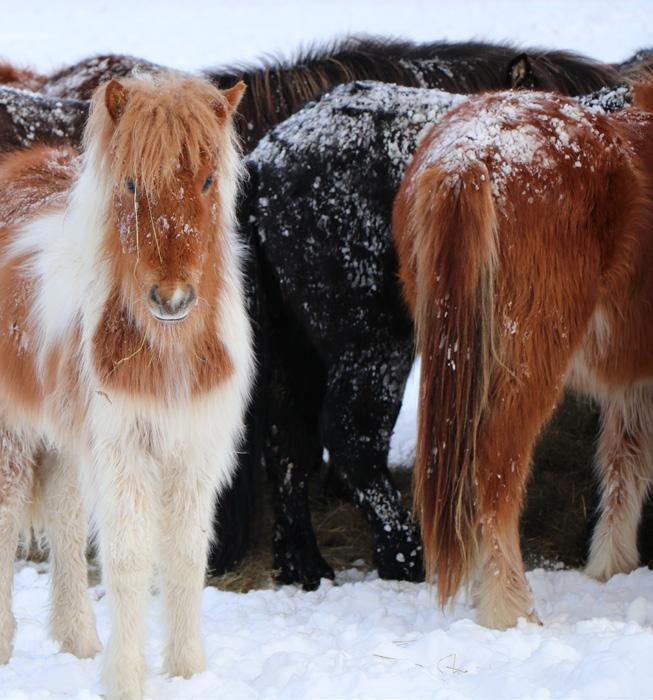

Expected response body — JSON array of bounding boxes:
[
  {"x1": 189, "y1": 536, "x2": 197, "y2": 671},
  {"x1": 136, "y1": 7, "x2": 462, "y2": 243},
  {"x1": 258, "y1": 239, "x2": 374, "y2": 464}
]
[
  {"x1": 372, "y1": 525, "x2": 425, "y2": 582},
  {"x1": 274, "y1": 542, "x2": 335, "y2": 590},
  {"x1": 374, "y1": 545, "x2": 425, "y2": 582}
]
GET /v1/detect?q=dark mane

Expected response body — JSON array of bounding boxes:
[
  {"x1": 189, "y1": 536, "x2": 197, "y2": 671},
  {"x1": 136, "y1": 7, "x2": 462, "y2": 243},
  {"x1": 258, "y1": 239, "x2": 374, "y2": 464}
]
[
  {"x1": 206, "y1": 35, "x2": 621, "y2": 149},
  {"x1": 614, "y1": 47, "x2": 653, "y2": 82},
  {"x1": 2, "y1": 36, "x2": 621, "y2": 155}
]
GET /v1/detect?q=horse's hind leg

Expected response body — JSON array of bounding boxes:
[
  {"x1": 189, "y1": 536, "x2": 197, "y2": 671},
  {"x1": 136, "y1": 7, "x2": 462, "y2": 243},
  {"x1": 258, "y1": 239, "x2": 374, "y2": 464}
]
[
  {"x1": 40, "y1": 449, "x2": 100, "y2": 658},
  {"x1": 586, "y1": 386, "x2": 653, "y2": 581},
  {"x1": 0, "y1": 429, "x2": 35, "y2": 663},
  {"x1": 473, "y1": 375, "x2": 565, "y2": 629},
  {"x1": 265, "y1": 299, "x2": 334, "y2": 590},
  {"x1": 322, "y1": 334, "x2": 423, "y2": 581},
  {"x1": 472, "y1": 304, "x2": 590, "y2": 629}
]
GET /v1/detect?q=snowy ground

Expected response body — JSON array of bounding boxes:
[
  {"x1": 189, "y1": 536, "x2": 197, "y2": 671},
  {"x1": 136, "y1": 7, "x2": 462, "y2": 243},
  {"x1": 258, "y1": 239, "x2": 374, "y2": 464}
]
[
  {"x1": 1, "y1": 1, "x2": 653, "y2": 698},
  {"x1": 9, "y1": 562, "x2": 653, "y2": 699}
]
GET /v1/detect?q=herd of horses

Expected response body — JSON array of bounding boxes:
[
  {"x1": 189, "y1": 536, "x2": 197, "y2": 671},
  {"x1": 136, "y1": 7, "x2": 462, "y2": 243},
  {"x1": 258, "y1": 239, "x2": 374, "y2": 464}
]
[{"x1": 0, "y1": 34, "x2": 651, "y2": 698}]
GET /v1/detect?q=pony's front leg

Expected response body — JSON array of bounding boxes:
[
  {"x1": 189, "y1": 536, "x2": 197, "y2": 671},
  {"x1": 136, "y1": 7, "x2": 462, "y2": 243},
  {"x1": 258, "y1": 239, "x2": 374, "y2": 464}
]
[
  {"x1": 92, "y1": 445, "x2": 158, "y2": 700},
  {"x1": 0, "y1": 430, "x2": 35, "y2": 664},
  {"x1": 159, "y1": 456, "x2": 215, "y2": 678},
  {"x1": 40, "y1": 449, "x2": 101, "y2": 658},
  {"x1": 586, "y1": 387, "x2": 653, "y2": 581}
]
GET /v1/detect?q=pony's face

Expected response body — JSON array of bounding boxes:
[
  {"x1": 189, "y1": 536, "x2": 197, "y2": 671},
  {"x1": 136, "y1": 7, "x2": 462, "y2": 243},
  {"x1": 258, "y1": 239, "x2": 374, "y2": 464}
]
[
  {"x1": 99, "y1": 77, "x2": 245, "y2": 329},
  {"x1": 113, "y1": 158, "x2": 218, "y2": 325}
]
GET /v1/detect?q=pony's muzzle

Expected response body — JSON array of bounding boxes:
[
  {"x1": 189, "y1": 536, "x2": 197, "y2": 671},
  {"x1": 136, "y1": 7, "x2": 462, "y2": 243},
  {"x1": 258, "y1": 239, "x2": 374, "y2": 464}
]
[{"x1": 148, "y1": 283, "x2": 197, "y2": 323}]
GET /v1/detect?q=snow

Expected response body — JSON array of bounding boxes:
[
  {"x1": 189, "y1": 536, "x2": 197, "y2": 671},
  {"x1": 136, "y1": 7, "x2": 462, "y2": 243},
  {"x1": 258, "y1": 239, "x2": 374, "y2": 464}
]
[
  {"x1": 8, "y1": 562, "x2": 653, "y2": 699},
  {"x1": 0, "y1": 1, "x2": 651, "y2": 71},
  {"x1": 1, "y1": 1, "x2": 652, "y2": 698}
]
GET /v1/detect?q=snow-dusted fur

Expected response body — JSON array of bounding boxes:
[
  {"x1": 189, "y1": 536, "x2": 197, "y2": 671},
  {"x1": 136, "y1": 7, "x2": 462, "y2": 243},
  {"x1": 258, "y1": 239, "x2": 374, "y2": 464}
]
[
  {"x1": 394, "y1": 82, "x2": 653, "y2": 629},
  {"x1": 0, "y1": 74, "x2": 252, "y2": 700}
]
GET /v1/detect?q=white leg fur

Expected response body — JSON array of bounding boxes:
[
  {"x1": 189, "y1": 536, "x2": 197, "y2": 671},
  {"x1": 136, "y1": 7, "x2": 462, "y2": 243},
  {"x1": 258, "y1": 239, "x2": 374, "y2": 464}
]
[
  {"x1": 0, "y1": 429, "x2": 35, "y2": 664},
  {"x1": 0, "y1": 505, "x2": 21, "y2": 665},
  {"x1": 586, "y1": 386, "x2": 653, "y2": 581},
  {"x1": 93, "y1": 445, "x2": 159, "y2": 700},
  {"x1": 40, "y1": 449, "x2": 101, "y2": 658},
  {"x1": 475, "y1": 517, "x2": 537, "y2": 630},
  {"x1": 159, "y1": 453, "x2": 216, "y2": 678}
]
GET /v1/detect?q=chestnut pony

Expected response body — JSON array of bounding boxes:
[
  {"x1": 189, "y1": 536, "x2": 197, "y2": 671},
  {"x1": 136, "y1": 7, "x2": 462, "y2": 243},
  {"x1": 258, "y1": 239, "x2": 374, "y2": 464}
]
[
  {"x1": 394, "y1": 81, "x2": 653, "y2": 629},
  {"x1": 0, "y1": 73, "x2": 252, "y2": 699}
]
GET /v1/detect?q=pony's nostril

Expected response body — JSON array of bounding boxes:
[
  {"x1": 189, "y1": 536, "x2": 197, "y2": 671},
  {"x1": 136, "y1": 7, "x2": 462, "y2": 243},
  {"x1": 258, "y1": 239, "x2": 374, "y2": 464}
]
[
  {"x1": 150, "y1": 285, "x2": 162, "y2": 307},
  {"x1": 166, "y1": 285, "x2": 195, "y2": 313},
  {"x1": 184, "y1": 285, "x2": 196, "y2": 308}
]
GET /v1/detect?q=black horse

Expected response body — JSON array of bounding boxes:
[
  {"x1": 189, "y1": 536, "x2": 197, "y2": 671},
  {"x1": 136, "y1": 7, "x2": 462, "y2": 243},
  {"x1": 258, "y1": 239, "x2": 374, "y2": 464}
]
[
  {"x1": 0, "y1": 37, "x2": 627, "y2": 581},
  {"x1": 0, "y1": 87, "x2": 86, "y2": 153},
  {"x1": 245, "y1": 81, "x2": 632, "y2": 588}
]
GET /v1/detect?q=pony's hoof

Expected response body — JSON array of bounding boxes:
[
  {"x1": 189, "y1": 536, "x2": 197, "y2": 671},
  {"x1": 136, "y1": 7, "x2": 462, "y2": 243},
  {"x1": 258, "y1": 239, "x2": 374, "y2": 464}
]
[
  {"x1": 477, "y1": 599, "x2": 535, "y2": 630},
  {"x1": 104, "y1": 672, "x2": 145, "y2": 700},
  {"x1": 526, "y1": 610, "x2": 543, "y2": 626},
  {"x1": 164, "y1": 647, "x2": 206, "y2": 679},
  {"x1": 0, "y1": 617, "x2": 16, "y2": 664},
  {"x1": 584, "y1": 555, "x2": 635, "y2": 583},
  {"x1": 53, "y1": 613, "x2": 102, "y2": 659},
  {"x1": 60, "y1": 631, "x2": 102, "y2": 659},
  {"x1": 103, "y1": 647, "x2": 146, "y2": 700},
  {"x1": 0, "y1": 640, "x2": 12, "y2": 665}
]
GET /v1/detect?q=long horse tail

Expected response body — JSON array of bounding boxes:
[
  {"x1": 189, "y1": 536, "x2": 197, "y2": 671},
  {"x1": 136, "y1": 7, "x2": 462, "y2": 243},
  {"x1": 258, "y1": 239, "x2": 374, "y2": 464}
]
[{"x1": 409, "y1": 160, "x2": 498, "y2": 605}]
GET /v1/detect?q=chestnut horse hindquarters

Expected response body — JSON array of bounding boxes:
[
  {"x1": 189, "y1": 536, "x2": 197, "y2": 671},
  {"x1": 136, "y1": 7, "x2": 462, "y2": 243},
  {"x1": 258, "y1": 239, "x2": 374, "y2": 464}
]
[{"x1": 394, "y1": 87, "x2": 653, "y2": 629}]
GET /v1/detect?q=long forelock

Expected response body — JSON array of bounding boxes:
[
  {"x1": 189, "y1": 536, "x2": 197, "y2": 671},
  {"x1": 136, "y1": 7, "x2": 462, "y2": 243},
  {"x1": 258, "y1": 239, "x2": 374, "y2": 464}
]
[{"x1": 85, "y1": 73, "x2": 237, "y2": 196}]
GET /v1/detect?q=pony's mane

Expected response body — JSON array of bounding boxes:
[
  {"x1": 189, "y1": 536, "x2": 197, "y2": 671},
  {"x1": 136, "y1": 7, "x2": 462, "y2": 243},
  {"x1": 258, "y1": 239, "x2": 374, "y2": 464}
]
[
  {"x1": 85, "y1": 73, "x2": 233, "y2": 195},
  {"x1": 208, "y1": 34, "x2": 621, "y2": 146}
]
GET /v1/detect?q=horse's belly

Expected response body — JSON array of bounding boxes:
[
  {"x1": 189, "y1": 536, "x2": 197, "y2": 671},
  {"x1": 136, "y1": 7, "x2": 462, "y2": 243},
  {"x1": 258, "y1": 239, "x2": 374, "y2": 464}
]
[{"x1": 566, "y1": 306, "x2": 653, "y2": 398}]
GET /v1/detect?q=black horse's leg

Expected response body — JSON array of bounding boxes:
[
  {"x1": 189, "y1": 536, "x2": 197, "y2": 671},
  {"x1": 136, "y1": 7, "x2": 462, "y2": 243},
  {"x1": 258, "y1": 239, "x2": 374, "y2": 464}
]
[
  {"x1": 266, "y1": 364, "x2": 334, "y2": 589},
  {"x1": 322, "y1": 337, "x2": 424, "y2": 582},
  {"x1": 263, "y1": 284, "x2": 334, "y2": 590},
  {"x1": 207, "y1": 214, "x2": 266, "y2": 576},
  {"x1": 207, "y1": 400, "x2": 258, "y2": 575}
]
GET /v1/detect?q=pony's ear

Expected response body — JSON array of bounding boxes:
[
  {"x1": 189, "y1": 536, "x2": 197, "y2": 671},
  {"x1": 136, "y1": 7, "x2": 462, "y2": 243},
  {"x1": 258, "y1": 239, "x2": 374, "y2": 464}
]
[
  {"x1": 215, "y1": 81, "x2": 246, "y2": 120},
  {"x1": 507, "y1": 53, "x2": 533, "y2": 89},
  {"x1": 105, "y1": 79, "x2": 129, "y2": 123}
]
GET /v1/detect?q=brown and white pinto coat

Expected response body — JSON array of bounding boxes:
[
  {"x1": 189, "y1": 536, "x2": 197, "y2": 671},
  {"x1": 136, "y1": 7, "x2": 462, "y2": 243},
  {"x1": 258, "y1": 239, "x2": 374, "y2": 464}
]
[
  {"x1": 0, "y1": 74, "x2": 252, "y2": 699},
  {"x1": 393, "y1": 82, "x2": 653, "y2": 629}
]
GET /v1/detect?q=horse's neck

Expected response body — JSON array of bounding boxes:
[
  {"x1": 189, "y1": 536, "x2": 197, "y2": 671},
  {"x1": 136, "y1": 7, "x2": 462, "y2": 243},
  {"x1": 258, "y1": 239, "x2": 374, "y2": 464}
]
[
  {"x1": 210, "y1": 58, "x2": 422, "y2": 151},
  {"x1": 210, "y1": 43, "x2": 509, "y2": 150}
]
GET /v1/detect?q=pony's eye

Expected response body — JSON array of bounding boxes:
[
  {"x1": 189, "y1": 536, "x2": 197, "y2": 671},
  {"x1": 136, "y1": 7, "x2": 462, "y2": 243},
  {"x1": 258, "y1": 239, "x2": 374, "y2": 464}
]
[
  {"x1": 201, "y1": 175, "x2": 214, "y2": 193},
  {"x1": 126, "y1": 177, "x2": 136, "y2": 194}
]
